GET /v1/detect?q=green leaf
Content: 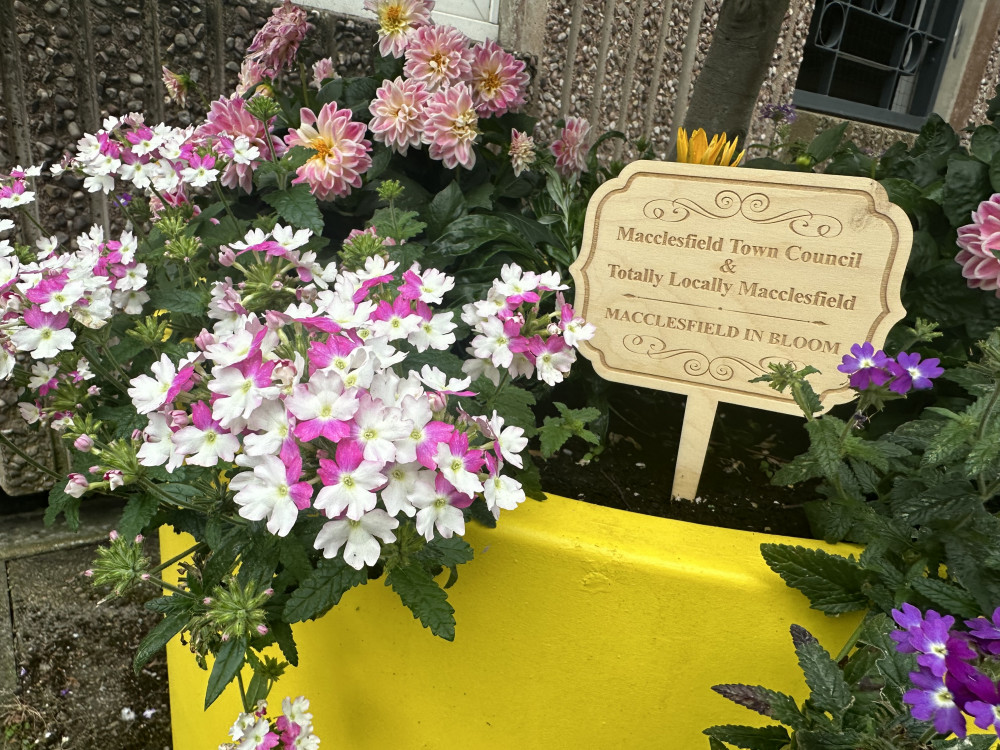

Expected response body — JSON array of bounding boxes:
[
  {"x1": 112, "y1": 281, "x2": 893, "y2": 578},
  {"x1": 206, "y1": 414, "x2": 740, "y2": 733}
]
[
  {"x1": 942, "y1": 155, "x2": 990, "y2": 228},
  {"x1": 282, "y1": 557, "x2": 367, "y2": 623},
  {"x1": 702, "y1": 724, "x2": 790, "y2": 750},
  {"x1": 262, "y1": 184, "x2": 324, "y2": 234},
  {"x1": 270, "y1": 620, "x2": 299, "y2": 668},
  {"x1": 148, "y1": 288, "x2": 207, "y2": 316},
  {"x1": 464, "y1": 182, "x2": 494, "y2": 210},
  {"x1": 205, "y1": 637, "x2": 246, "y2": 710},
  {"x1": 45, "y1": 483, "x2": 81, "y2": 530},
  {"x1": 806, "y1": 122, "x2": 848, "y2": 163},
  {"x1": 880, "y1": 177, "x2": 923, "y2": 215},
  {"x1": 417, "y1": 536, "x2": 474, "y2": 568},
  {"x1": 711, "y1": 684, "x2": 805, "y2": 729},
  {"x1": 760, "y1": 544, "x2": 869, "y2": 613},
  {"x1": 842, "y1": 436, "x2": 889, "y2": 472},
  {"x1": 118, "y1": 492, "x2": 160, "y2": 540},
  {"x1": 972, "y1": 124, "x2": 1000, "y2": 163},
  {"x1": 386, "y1": 563, "x2": 456, "y2": 640},
  {"x1": 805, "y1": 417, "x2": 846, "y2": 478},
  {"x1": 932, "y1": 736, "x2": 999, "y2": 750},
  {"x1": 134, "y1": 611, "x2": 189, "y2": 673},
  {"x1": 538, "y1": 420, "x2": 574, "y2": 458},
  {"x1": 910, "y1": 577, "x2": 980, "y2": 618},
  {"x1": 422, "y1": 181, "x2": 466, "y2": 239},
  {"x1": 791, "y1": 626, "x2": 853, "y2": 718}
]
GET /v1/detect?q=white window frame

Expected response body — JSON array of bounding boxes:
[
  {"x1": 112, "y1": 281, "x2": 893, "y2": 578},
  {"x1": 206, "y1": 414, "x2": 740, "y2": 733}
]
[{"x1": 300, "y1": 0, "x2": 500, "y2": 41}]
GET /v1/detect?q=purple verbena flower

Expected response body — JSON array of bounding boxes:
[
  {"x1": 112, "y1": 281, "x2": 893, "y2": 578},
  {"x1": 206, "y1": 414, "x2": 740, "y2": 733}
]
[
  {"x1": 838, "y1": 341, "x2": 892, "y2": 390},
  {"x1": 966, "y1": 608, "x2": 1000, "y2": 656},
  {"x1": 888, "y1": 351, "x2": 944, "y2": 394},
  {"x1": 891, "y1": 604, "x2": 960, "y2": 677},
  {"x1": 905, "y1": 668, "x2": 967, "y2": 738}
]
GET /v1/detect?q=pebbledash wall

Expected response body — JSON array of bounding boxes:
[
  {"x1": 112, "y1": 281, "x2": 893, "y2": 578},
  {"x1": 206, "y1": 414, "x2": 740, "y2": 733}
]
[{"x1": 0, "y1": 0, "x2": 998, "y2": 494}]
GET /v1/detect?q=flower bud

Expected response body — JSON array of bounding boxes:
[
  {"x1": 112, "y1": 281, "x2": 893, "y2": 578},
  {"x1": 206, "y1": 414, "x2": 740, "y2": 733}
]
[
  {"x1": 218, "y1": 246, "x2": 236, "y2": 266},
  {"x1": 73, "y1": 434, "x2": 94, "y2": 452},
  {"x1": 64, "y1": 473, "x2": 90, "y2": 498}
]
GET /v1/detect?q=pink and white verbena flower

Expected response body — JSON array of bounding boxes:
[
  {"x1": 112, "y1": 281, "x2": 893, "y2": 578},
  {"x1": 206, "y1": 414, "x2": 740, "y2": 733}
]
[
  {"x1": 403, "y1": 23, "x2": 472, "y2": 92},
  {"x1": 550, "y1": 116, "x2": 591, "y2": 178},
  {"x1": 422, "y1": 83, "x2": 479, "y2": 170},
  {"x1": 284, "y1": 102, "x2": 373, "y2": 200},
  {"x1": 956, "y1": 193, "x2": 1000, "y2": 296},
  {"x1": 364, "y1": 0, "x2": 434, "y2": 58},
  {"x1": 368, "y1": 76, "x2": 429, "y2": 156}
]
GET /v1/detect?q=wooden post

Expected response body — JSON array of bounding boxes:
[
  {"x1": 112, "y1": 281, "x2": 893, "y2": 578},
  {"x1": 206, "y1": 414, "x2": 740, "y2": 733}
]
[{"x1": 672, "y1": 392, "x2": 718, "y2": 500}]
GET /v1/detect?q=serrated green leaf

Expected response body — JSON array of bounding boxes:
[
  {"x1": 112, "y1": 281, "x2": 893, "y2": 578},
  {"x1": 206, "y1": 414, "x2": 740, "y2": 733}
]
[
  {"x1": 943, "y1": 155, "x2": 990, "y2": 228},
  {"x1": 118, "y1": 492, "x2": 160, "y2": 540},
  {"x1": 418, "y1": 536, "x2": 474, "y2": 567},
  {"x1": 277, "y1": 536, "x2": 314, "y2": 583},
  {"x1": 205, "y1": 637, "x2": 246, "y2": 709},
  {"x1": 848, "y1": 459, "x2": 880, "y2": 495},
  {"x1": 771, "y1": 454, "x2": 823, "y2": 486},
  {"x1": 134, "y1": 610, "x2": 189, "y2": 673},
  {"x1": 790, "y1": 728, "x2": 866, "y2": 749},
  {"x1": 922, "y1": 417, "x2": 975, "y2": 467},
  {"x1": 842, "y1": 437, "x2": 889, "y2": 473},
  {"x1": 932, "y1": 735, "x2": 999, "y2": 750},
  {"x1": 859, "y1": 613, "x2": 917, "y2": 699},
  {"x1": 793, "y1": 629, "x2": 853, "y2": 718},
  {"x1": 386, "y1": 563, "x2": 455, "y2": 640},
  {"x1": 702, "y1": 724, "x2": 790, "y2": 750},
  {"x1": 148, "y1": 288, "x2": 208, "y2": 316},
  {"x1": 262, "y1": 184, "x2": 324, "y2": 234},
  {"x1": 805, "y1": 418, "x2": 846, "y2": 478},
  {"x1": 270, "y1": 620, "x2": 299, "y2": 667},
  {"x1": 910, "y1": 577, "x2": 980, "y2": 618},
  {"x1": 711, "y1": 684, "x2": 805, "y2": 729},
  {"x1": 45, "y1": 483, "x2": 81, "y2": 530},
  {"x1": 972, "y1": 124, "x2": 1000, "y2": 163},
  {"x1": 538, "y1": 421, "x2": 573, "y2": 458},
  {"x1": 282, "y1": 557, "x2": 367, "y2": 623},
  {"x1": 760, "y1": 544, "x2": 868, "y2": 613}
]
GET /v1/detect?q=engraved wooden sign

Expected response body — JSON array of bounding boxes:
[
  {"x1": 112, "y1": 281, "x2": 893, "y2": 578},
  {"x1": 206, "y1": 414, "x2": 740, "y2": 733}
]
[{"x1": 570, "y1": 161, "x2": 912, "y2": 500}]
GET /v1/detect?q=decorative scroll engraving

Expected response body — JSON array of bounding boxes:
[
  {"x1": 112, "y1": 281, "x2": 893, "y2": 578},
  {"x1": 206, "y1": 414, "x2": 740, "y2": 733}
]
[
  {"x1": 622, "y1": 336, "x2": 798, "y2": 382},
  {"x1": 643, "y1": 190, "x2": 843, "y2": 238}
]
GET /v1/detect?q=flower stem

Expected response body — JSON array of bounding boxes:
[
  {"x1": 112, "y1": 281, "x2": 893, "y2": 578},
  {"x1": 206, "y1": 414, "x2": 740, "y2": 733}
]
[
  {"x1": 145, "y1": 574, "x2": 197, "y2": 599},
  {"x1": 0, "y1": 430, "x2": 63, "y2": 480},
  {"x1": 213, "y1": 181, "x2": 238, "y2": 224},
  {"x1": 833, "y1": 610, "x2": 870, "y2": 662},
  {"x1": 149, "y1": 541, "x2": 207, "y2": 575},
  {"x1": 237, "y1": 671, "x2": 249, "y2": 713},
  {"x1": 18, "y1": 206, "x2": 48, "y2": 236}
]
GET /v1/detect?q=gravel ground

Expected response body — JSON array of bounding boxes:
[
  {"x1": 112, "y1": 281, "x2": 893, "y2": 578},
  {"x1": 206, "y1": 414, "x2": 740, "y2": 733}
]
[{"x1": 2, "y1": 532, "x2": 171, "y2": 750}]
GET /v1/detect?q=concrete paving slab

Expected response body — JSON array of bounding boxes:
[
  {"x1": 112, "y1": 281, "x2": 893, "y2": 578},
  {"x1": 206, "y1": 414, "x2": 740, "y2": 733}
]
[{"x1": 0, "y1": 498, "x2": 123, "y2": 560}]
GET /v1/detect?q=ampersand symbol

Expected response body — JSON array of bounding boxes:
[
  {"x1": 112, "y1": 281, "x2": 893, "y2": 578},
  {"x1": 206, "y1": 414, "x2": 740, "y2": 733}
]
[{"x1": 720, "y1": 259, "x2": 736, "y2": 273}]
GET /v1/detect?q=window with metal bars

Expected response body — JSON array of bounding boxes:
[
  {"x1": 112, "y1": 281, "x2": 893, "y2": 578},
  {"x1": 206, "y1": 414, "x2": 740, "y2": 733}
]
[{"x1": 793, "y1": 0, "x2": 963, "y2": 131}]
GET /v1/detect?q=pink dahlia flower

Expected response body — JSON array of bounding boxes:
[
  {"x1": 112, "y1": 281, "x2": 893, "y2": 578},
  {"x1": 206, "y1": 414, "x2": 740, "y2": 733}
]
[
  {"x1": 312, "y1": 57, "x2": 336, "y2": 89},
  {"x1": 235, "y1": 58, "x2": 270, "y2": 97},
  {"x1": 364, "y1": 0, "x2": 434, "y2": 58},
  {"x1": 550, "y1": 116, "x2": 591, "y2": 178},
  {"x1": 284, "y1": 102, "x2": 372, "y2": 201},
  {"x1": 246, "y1": 0, "x2": 313, "y2": 75},
  {"x1": 369, "y1": 76, "x2": 429, "y2": 155},
  {"x1": 196, "y1": 96, "x2": 286, "y2": 193},
  {"x1": 956, "y1": 193, "x2": 1000, "y2": 296},
  {"x1": 161, "y1": 66, "x2": 189, "y2": 107},
  {"x1": 468, "y1": 39, "x2": 528, "y2": 116},
  {"x1": 403, "y1": 24, "x2": 472, "y2": 92},
  {"x1": 422, "y1": 83, "x2": 479, "y2": 170},
  {"x1": 509, "y1": 129, "x2": 536, "y2": 177}
]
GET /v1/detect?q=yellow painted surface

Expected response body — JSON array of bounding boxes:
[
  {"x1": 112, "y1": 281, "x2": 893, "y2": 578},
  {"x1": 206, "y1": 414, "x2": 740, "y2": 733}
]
[{"x1": 163, "y1": 494, "x2": 863, "y2": 749}]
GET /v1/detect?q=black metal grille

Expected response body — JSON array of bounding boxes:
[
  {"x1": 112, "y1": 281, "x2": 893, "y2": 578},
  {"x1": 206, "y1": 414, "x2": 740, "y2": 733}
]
[{"x1": 794, "y1": 0, "x2": 964, "y2": 131}]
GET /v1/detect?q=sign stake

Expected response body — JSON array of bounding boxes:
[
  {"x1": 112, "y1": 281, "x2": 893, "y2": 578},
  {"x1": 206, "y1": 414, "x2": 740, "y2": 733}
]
[{"x1": 671, "y1": 391, "x2": 718, "y2": 500}]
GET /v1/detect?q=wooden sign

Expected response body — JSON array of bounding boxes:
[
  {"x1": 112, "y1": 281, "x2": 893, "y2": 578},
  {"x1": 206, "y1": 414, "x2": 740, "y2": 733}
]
[{"x1": 570, "y1": 161, "x2": 912, "y2": 500}]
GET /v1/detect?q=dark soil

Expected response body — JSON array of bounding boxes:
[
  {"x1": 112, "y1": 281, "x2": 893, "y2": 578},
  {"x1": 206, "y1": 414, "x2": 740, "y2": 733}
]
[
  {"x1": 538, "y1": 382, "x2": 818, "y2": 537},
  {"x1": 4, "y1": 539, "x2": 172, "y2": 750}
]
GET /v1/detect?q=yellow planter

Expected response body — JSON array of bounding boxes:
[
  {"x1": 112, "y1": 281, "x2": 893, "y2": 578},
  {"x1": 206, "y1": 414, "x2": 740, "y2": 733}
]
[{"x1": 163, "y1": 494, "x2": 862, "y2": 749}]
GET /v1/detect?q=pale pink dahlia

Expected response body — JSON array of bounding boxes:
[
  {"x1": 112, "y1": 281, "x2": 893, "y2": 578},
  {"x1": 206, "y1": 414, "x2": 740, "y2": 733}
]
[
  {"x1": 246, "y1": 0, "x2": 313, "y2": 75},
  {"x1": 368, "y1": 76, "x2": 429, "y2": 155},
  {"x1": 422, "y1": 83, "x2": 479, "y2": 170},
  {"x1": 468, "y1": 39, "x2": 529, "y2": 117},
  {"x1": 956, "y1": 193, "x2": 1000, "y2": 296},
  {"x1": 235, "y1": 58, "x2": 270, "y2": 97},
  {"x1": 196, "y1": 96, "x2": 286, "y2": 193},
  {"x1": 161, "y1": 66, "x2": 189, "y2": 107},
  {"x1": 284, "y1": 102, "x2": 372, "y2": 200},
  {"x1": 550, "y1": 116, "x2": 591, "y2": 178},
  {"x1": 509, "y1": 129, "x2": 536, "y2": 177},
  {"x1": 364, "y1": 0, "x2": 434, "y2": 58},
  {"x1": 312, "y1": 57, "x2": 336, "y2": 89},
  {"x1": 403, "y1": 24, "x2": 472, "y2": 92}
]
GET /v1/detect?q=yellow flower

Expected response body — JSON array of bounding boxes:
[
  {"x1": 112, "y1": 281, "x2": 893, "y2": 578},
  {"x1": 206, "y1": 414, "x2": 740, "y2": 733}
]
[{"x1": 675, "y1": 127, "x2": 744, "y2": 167}]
